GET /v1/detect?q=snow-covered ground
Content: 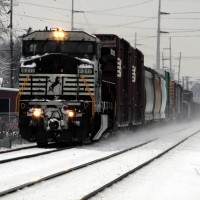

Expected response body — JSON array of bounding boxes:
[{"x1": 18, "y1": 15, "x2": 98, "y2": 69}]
[
  {"x1": 1, "y1": 120, "x2": 200, "y2": 200},
  {"x1": 93, "y1": 125, "x2": 200, "y2": 200}
]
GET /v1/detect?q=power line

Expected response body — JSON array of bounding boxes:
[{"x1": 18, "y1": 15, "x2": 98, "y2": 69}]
[
  {"x1": 171, "y1": 11, "x2": 200, "y2": 14},
  {"x1": 14, "y1": 13, "x2": 70, "y2": 23},
  {"x1": 77, "y1": 0, "x2": 91, "y2": 31},
  {"x1": 13, "y1": 12, "x2": 156, "y2": 28},
  {"x1": 85, "y1": 0, "x2": 154, "y2": 13},
  {"x1": 109, "y1": 18, "x2": 156, "y2": 27},
  {"x1": 16, "y1": 1, "x2": 71, "y2": 11},
  {"x1": 165, "y1": 17, "x2": 200, "y2": 20},
  {"x1": 16, "y1": 0, "x2": 154, "y2": 14},
  {"x1": 166, "y1": 29, "x2": 200, "y2": 33},
  {"x1": 86, "y1": 12, "x2": 156, "y2": 19}
]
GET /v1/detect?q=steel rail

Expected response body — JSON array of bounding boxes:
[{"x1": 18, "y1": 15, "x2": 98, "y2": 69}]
[
  {"x1": 0, "y1": 145, "x2": 37, "y2": 154},
  {"x1": 0, "y1": 147, "x2": 72, "y2": 164}
]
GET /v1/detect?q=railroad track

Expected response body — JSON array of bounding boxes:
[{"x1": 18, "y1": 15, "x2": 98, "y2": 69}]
[
  {"x1": 0, "y1": 139, "x2": 154, "y2": 197},
  {"x1": 0, "y1": 145, "x2": 37, "y2": 154},
  {"x1": 0, "y1": 146, "x2": 72, "y2": 164},
  {"x1": 1, "y1": 129, "x2": 199, "y2": 199},
  {"x1": 81, "y1": 130, "x2": 199, "y2": 200}
]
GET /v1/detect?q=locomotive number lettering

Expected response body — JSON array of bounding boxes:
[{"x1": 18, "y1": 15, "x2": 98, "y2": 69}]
[
  {"x1": 132, "y1": 65, "x2": 136, "y2": 82},
  {"x1": 117, "y1": 58, "x2": 122, "y2": 78}
]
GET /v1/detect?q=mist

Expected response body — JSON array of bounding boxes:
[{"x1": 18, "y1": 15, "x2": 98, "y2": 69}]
[{"x1": 82, "y1": 118, "x2": 200, "y2": 151}]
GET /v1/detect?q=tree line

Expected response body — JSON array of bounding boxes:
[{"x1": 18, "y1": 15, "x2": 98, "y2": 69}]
[{"x1": 0, "y1": 0, "x2": 22, "y2": 88}]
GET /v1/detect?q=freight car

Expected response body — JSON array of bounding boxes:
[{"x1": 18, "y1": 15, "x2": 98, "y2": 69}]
[
  {"x1": 169, "y1": 81, "x2": 183, "y2": 119},
  {"x1": 17, "y1": 28, "x2": 195, "y2": 146}
]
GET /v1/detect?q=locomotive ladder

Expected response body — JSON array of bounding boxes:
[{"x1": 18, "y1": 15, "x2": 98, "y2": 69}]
[{"x1": 80, "y1": 75, "x2": 95, "y2": 117}]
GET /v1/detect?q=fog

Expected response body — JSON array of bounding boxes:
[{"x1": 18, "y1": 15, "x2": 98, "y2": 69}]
[{"x1": 84, "y1": 119, "x2": 200, "y2": 151}]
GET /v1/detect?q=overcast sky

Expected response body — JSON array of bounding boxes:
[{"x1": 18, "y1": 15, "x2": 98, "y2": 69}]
[{"x1": 12, "y1": 0, "x2": 200, "y2": 81}]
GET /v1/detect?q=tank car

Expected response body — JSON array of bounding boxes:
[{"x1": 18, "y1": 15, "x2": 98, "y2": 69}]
[{"x1": 144, "y1": 67, "x2": 168, "y2": 121}]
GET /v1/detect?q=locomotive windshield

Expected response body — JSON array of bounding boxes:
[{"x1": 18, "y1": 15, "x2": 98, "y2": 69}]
[{"x1": 23, "y1": 40, "x2": 95, "y2": 58}]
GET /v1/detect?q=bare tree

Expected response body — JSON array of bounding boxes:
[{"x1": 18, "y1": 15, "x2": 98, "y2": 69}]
[
  {"x1": 0, "y1": 0, "x2": 22, "y2": 87},
  {"x1": 0, "y1": 37, "x2": 22, "y2": 87},
  {"x1": 0, "y1": 0, "x2": 9, "y2": 37},
  {"x1": 0, "y1": 0, "x2": 10, "y2": 86}
]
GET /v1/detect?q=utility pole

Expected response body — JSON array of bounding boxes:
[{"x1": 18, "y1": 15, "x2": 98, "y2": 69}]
[
  {"x1": 135, "y1": 32, "x2": 137, "y2": 48},
  {"x1": 71, "y1": 0, "x2": 74, "y2": 31},
  {"x1": 162, "y1": 52, "x2": 164, "y2": 69},
  {"x1": 182, "y1": 77, "x2": 185, "y2": 89},
  {"x1": 156, "y1": 0, "x2": 161, "y2": 69},
  {"x1": 134, "y1": 32, "x2": 142, "y2": 49},
  {"x1": 162, "y1": 37, "x2": 172, "y2": 73},
  {"x1": 178, "y1": 52, "x2": 181, "y2": 84},
  {"x1": 156, "y1": 0, "x2": 169, "y2": 70},
  {"x1": 8, "y1": 0, "x2": 14, "y2": 88},
  {"x1": 71, "y1": 0, "x2": 84, "y2": 31},
  {"x1": 169, "y1": 37, "x2": 172, "y2": 75},
  {"x1": 186, "y1": 76, "x2": 189, "y2": 90},
  {"x1": 184, "y1": 76, "x2": 190, "y2": 90}
]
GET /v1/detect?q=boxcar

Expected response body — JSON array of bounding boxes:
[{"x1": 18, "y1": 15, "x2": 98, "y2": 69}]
[
  {"x1": 96, "y1": 34, "x2": 145, "y2": 127},
  {"x1": 169, "y1": 81, "x2": 183, "y2": 119}
]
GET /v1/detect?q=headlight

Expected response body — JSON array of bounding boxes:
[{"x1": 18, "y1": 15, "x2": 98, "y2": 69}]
[
  {"x1": 52, "y1": 29, "x2": 66, "y2": 39},
  {"x1": 32, "y1": 108, "x2": 42, "y2": 118},
  {"x1": 67, "y1": 110, "x2": 75, "y2": 118}
]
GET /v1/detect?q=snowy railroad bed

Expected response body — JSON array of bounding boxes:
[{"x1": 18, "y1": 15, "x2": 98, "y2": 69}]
[
  {"x1": 93, "y1": 128, "x2": 200, "y2": 200},
  {"x1": 0, "y1": 147, "x2": 56, "y2": 162},
  {"x1": 1, "y1": 120, "x2": 200, "y2": 200}
]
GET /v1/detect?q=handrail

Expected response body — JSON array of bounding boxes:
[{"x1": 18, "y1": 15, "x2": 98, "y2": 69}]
[
  {"x1": 80, "y1": 75, "x2": 95, "y2": 117},
  {"x1": 15, "y1": 76, "x2": 29, "y2": 113}
]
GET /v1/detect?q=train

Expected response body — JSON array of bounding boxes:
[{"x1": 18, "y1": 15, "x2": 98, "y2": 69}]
[{"x1": 14, "y1": 28, "x2": 198, "y2": 146}]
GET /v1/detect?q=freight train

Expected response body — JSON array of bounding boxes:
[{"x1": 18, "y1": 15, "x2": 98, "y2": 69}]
[{"x1": 16, "y1": 28, "x2": 198, "y2": 146}]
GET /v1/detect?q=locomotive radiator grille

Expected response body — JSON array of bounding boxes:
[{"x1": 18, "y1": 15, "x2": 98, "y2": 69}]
[{"x1": 19, "y1": 74, "x2": 95, "y2": 97}]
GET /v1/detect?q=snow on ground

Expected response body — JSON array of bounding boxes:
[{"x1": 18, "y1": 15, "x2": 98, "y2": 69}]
[
  {"x1": 0, "y1": 119, "x2": 200, "y2": 200},
  {"x1": 0, "y1": 147, "x2": 118, "y2": 192},
  {"x1": 93, "y1": 125, "x2": 200, "y2": 200}
]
